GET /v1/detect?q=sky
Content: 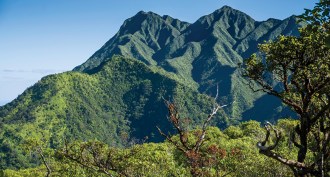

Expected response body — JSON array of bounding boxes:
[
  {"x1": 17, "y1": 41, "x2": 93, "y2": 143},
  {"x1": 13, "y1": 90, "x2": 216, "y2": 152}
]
[{"x1": 0, "y1": 0, "x2": 317, "y2": 105}]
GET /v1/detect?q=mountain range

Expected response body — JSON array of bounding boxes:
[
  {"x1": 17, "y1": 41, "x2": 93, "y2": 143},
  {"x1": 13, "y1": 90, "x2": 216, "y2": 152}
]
[{"x1": 0, "y1": 6, "x2": 299, "y2": 169}]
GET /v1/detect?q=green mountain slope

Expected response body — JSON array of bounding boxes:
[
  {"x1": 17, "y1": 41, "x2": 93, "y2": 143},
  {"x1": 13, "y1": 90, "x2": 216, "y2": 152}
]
[
  {"x1": 0, "y1": 56, "x2": 223, "y2": 169},
  {"x1": 74, "y1": 6, "x2": 299, "y2": 120}
]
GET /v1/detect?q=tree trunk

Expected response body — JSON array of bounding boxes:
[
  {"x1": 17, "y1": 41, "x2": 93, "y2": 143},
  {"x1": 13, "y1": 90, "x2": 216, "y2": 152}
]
[{"x1": 298, "y1": 117, "x2": 309, "y2": 163}]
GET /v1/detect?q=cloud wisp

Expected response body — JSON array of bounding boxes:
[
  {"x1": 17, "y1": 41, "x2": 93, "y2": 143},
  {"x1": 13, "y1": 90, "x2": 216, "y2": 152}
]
[{"x1": 2, "y1": 69, "x2": 66, "y2": 74}]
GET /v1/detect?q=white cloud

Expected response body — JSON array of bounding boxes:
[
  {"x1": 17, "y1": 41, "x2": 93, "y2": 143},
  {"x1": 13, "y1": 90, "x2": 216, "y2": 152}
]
[{"x1": 2, "y1": 69, "x2": 66, "y2": 74}]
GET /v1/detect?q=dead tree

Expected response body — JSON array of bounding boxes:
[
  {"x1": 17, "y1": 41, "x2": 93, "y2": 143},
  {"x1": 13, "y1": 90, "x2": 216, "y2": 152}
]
[
  {"x1": 157, "y1": 90, "x2": 228, "y2": 177},
  {"x1": 36, "y1": 147, "x2": 52, "y2": 177}
]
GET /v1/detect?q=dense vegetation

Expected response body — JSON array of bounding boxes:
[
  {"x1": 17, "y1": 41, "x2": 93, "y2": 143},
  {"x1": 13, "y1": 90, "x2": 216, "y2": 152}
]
[
  {"x1": 2, "y1": 119, "x2": 300, "y2": 177},
  {"x1": 1, "y1": 2, "x2": 329, "y2": 176},
  {"x1": 0, "y1": 56, "x2": 225, "y2": 169}
]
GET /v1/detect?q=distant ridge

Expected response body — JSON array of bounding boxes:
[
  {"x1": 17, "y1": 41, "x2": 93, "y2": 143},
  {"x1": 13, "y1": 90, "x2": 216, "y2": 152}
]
[{"x1": 74, "y1": 6, "x2": 298, "y2": 72}]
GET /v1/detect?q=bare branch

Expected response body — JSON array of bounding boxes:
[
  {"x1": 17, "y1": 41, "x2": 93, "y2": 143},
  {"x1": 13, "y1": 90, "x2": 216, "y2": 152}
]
[
  {"x1": 258, "y1": 149, "x2": 307, "y2": 169},
  {"x1": 37, "y1": 147, "x2": 52, "y2": 177},
  {"x1": 194, "y1": 103, "x2": 226, "y2": 152},
  {"x1": 61, "y1": 151, "x2": 115, "y2": 177},
  {"x1": 156, "y1": 126, "x2": 187, "y2": 153},
  {"x1": 257, "y1": 123, "x2": 308, "y2": 170},
  {"x1": 59, "y1": 141, "x2": 132, "y2": 177},
  {"x1": 158, "y1": 93, "x2": 229, "y2": 177},
  {"x1": 257, "y1": 122, "x2": 281, "y2": 151},
  {"x1": 163, "y1": 100, "x2": 191, "y2": 150}
]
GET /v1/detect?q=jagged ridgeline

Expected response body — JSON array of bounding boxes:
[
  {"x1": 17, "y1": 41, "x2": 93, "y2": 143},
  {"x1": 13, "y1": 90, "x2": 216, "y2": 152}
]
[
  {"x1": 75, "y1": 6, "x2": 299, "y2": 121},
  {"x1": 0, "y1": 6, "x2": 298, "y2": 168}
]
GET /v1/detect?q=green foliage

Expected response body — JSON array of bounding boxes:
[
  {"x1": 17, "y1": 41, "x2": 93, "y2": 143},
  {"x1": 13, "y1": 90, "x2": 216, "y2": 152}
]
[
  {"x1": 3, "y1": 120, "x2": 298, "y2": 176},
  {"x1": 223, "y1": 126, "x2": 243, "y2": 139},
  {"x1": 243, "y1": 1, "x2": 330, "y2": 175},
  {"x1": 299, "y1": 0, "x2": 330, "y2": 46},
  {"x1": 0, "y1": 56, "x2": 224, "y2": 169}
]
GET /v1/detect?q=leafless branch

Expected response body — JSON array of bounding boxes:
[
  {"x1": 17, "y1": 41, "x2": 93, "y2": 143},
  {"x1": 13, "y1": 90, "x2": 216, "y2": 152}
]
[
  {"x1": 257, "y1": 122, "x2": 308, "y2": 171},
  {"x1": 59, "y1": 141, "x2": 132, "y2": 177},
  {"x1": 156, "y1": 126, "x2": 187, "y2": 153},
  {"x1": 37, "y1": 147, "x2": 52, "y2": 177},
  {"x1": 194, "y1": 102, "x2": 228, "y2": 152},
  {"x1": 257, "y1": 122, "x2": 281, "y2": 151},
  {"x1": 157, "y1": 88, "x2": 229, "y2": 177},
  {"x1": 163, "y1": 100, "x2": 191, "y2": 151}
]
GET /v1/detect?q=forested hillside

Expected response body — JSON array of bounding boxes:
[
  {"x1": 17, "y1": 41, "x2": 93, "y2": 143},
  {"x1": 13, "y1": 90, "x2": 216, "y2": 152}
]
[
  {"x1": 1, "y1": 3, "x2": 327, "y2": 176},
  {"x1": 75, "y1": 6, "x2": 300, "y2": 121},
  {"x1": 0, "y1": 56, "x2": 226, "y2": 168}
]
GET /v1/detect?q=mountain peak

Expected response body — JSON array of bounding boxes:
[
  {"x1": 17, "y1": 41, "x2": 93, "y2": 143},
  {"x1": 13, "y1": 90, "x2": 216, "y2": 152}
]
[
  {"x1": 185, "y1": 5, "x2": 256, "y2": 42},
  {"x1": 136, "y1": 10, "x2": 146, "y2": 15},
  {"x1": 124, "y1": 10, "x2": 162, "y2": 26},
  {"x1": 134, "y1": 10, "x2": 160, "y2": 18},
  {"x1": 120, "y1": 10, "x2": 186, "y2": 34},
  {"x1": 209, "y1": 5, "x2": 239, "y2": 15},
  {"x1": 213, "y1": 5, "x2": 254, "y2": 19},
  {"x1": 194, "y1": 5, "x2": 255, "y2": 26},
  {"x1": 117, "y1": 10, "x2": 164, "y2": 36},
  {"x1": 219, "y1": 5, "x2": 235, "y2": 11}
]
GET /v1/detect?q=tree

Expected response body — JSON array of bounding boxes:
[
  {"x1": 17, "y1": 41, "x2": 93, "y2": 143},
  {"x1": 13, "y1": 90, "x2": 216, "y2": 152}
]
[
  {"x1": 301, "y1": 0, "x2": 330, "y2": 47},
  {"x1": 157, "y1": 92, "x2": 230, "y2": 177},
  {"x1": 57, "y1": 141, "x2": 140, "y2": 177},
  {"x1": 24, "y1": 138, "x2": 53, "y2": 177},
  {"x1": 243, "y1": 1, "x2": 330, "y2": 176}
]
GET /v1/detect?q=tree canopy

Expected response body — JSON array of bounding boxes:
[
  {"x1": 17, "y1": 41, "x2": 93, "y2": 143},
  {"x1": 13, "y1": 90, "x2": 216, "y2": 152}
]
[{"x1": 243, "y1": 1, "x2": 330, "y2": 176}]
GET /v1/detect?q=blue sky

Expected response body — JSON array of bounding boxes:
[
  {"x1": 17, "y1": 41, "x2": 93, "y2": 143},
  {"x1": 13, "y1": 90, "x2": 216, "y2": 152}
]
[{"x1": 0, "y1": 0, "x2": 317, "y2": 105}]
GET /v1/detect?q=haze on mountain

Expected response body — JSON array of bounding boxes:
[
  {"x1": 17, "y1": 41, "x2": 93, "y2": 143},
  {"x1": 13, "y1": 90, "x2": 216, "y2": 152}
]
[{"x1": 0, "y1": 6, "x2": 299, "y2": 168}]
